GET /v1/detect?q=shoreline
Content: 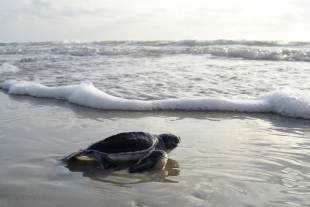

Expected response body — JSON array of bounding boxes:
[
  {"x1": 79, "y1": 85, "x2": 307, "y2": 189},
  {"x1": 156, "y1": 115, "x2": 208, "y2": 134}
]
[{"x1": 2, "y1": 81, "x2": 310, "y2": 120}]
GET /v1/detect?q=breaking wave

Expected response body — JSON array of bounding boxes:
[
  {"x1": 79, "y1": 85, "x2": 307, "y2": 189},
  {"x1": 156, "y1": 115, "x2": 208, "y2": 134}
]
[
  {"x1": 0, "y1": 40, "x2": 309, "y2": 61},
  {"x1": 2, "y1": 80, "x2": 310, "y2": 119}
]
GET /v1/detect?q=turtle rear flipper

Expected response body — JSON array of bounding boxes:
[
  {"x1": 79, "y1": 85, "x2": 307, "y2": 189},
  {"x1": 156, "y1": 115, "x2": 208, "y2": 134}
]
[
  {"x1": 91, "y1": 151, "x2": 119, "y2": 170},
  {"x1": 60, "y1": 149, "x2": 85, "y2": 162},
  {"x1": 128, "y1": 150, "x2": 168, "y2": 174}
]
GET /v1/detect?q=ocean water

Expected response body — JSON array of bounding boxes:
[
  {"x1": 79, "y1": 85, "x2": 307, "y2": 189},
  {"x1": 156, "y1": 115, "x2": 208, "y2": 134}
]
[
  {"x1": 1, "y1": 40, "x2": 310, "y2": 118},
  {"x1": 1, "y1": 40, "x2": 310, "y2": 207}
]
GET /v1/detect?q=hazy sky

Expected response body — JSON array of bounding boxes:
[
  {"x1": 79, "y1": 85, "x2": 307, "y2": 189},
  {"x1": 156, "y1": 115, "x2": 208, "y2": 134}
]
[{"x1": 1, "y1": 0, "x2": 310, "y2": 42}]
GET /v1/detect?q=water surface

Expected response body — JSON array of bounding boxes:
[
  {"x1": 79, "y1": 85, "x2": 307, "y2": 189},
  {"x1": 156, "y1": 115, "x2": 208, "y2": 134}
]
[{"x1": 1, "y1": 92, "x2": 310, "y2": 207}]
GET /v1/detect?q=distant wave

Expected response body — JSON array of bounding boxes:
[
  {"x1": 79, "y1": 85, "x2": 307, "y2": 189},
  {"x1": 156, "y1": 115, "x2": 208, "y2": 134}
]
[
  {"x1": 171, "y1": 40, "x2": 310, "y2": 47},
  {"x1": 2, "y1": 39, "x2": 310, "y2": 47},
  {"x1": 2, "y1": 80, "x2": 310, "y2": 119},
  {"x1": 0, "y1": 40, "x2": 309, "y2": 62}
]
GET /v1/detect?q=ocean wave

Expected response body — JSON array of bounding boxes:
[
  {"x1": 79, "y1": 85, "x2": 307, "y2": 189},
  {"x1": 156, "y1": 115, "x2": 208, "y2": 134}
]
[
  {"x1": 172, "y1": 40, "x2": 310, "y2": 47},
  {"x1": 1, "y1": 80, "x2": 310, "y2": 119},
  {"x1": 0, "y1": 40, "x2": 309, "y2": 61},
  {"x1": 2, "y1": 39, "x2": 310, "y2": 47},
  {"x1": 195, "y1": 47, "x2": 310, "y2": 61}
]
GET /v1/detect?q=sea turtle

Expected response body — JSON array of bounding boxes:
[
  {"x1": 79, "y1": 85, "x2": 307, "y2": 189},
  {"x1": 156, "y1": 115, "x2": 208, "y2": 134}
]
[{"x1": 61, "y1": 132, "x2": 181, "y2": 174}]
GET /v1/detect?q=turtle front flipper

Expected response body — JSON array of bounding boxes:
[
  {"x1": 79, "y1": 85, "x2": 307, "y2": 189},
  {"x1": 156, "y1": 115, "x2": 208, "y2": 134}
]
[
  {"x1": 60, "y1": 149, "x2": 85, "y2": 162},
  {"x1": 128, "y1": 150, "x2": 168, "y2": 174}
]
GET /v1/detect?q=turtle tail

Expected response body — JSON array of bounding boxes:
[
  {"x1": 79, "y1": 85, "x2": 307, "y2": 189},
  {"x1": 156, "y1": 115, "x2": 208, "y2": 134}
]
[{"x1": 60, "y1": 149, "x2": 86, "y2": 162}]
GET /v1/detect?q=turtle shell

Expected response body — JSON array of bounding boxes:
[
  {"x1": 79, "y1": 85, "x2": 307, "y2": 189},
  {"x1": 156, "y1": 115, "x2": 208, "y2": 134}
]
[{"x1": 86, "y1": 132, "x2": 158, "y2": 162}]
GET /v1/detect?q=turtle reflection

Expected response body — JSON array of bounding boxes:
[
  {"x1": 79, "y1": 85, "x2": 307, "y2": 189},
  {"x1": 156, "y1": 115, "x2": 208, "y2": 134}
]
[{"x1": 65, "y1": 158, "x2": 180, "y2": 186}]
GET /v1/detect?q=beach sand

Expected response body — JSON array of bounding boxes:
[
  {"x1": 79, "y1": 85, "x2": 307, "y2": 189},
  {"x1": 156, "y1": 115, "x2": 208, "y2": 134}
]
[{"x1": 1, "y1": 91, "x2": 310, "y2": 207}]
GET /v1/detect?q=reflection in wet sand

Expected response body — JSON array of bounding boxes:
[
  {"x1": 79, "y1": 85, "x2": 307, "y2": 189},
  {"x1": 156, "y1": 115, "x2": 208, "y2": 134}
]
[
  {"x1": 2, "y1": 91, "x2": 310, "y2": 207},
  {"x1": 64, "y1": 158, "x2": 180, "y2": 186}
]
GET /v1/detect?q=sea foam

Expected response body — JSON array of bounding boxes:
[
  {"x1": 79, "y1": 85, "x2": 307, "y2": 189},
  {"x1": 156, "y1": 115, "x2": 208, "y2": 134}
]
[
  {"x1": 1, "y1": 80, "x2": 310, "y2": 119},
  {"x1": 0, "y1": 63, "x2": 19, "y2": 74}
]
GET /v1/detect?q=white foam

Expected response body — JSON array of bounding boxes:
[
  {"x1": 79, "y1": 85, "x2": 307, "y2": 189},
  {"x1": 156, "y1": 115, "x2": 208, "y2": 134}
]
[
  {"x1": 1, "y1": 80, "x2": 310, "y2": 119},
  {"x1": 0, "y1": 63, "x2": 19, "y2": 74},
  {"x1": 204, "y1": 47, "x2": 310, "y2": 62},
  {"x1": 262, "y1": 88, "x2": 310, "y2": 119}
]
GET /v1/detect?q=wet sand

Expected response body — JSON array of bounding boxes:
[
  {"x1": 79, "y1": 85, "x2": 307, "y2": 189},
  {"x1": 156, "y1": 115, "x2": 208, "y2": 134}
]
[{"x1": 1, "y1": 91, "x2": 310, "y2": 207}]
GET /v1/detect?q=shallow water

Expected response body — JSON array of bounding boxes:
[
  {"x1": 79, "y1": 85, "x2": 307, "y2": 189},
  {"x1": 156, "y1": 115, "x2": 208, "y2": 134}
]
[
  {"x1": 1, "y1": 41, "x2": 310, "y2": 100},
  {"x1": 1, "y1": 92, "x2": 310, "y2": 207}
]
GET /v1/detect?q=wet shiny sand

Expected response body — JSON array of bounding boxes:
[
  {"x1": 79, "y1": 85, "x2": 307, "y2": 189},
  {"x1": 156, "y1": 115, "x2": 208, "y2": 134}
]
[{"x1": 1, "y1": 91, "x2": 310, "y2": 207}]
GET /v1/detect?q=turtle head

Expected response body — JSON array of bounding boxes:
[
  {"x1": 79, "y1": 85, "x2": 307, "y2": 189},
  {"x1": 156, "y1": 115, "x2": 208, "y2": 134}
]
[{"x1": 158, "y1": 134, "x2": 181, "y2": 153}]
